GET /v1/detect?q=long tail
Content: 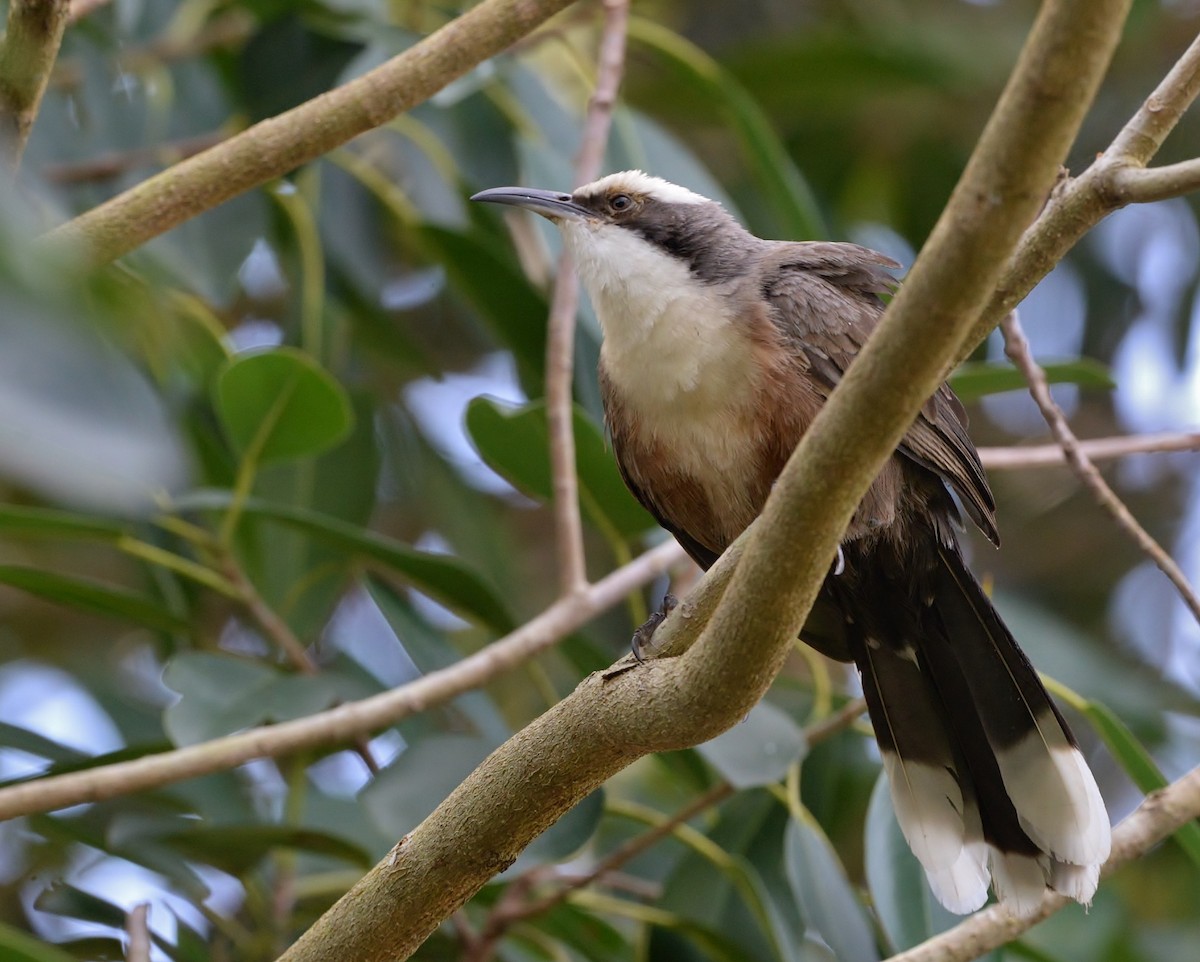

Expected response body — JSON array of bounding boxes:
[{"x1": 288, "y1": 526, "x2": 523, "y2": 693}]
[{"x1": 845, "y1": 543, "x2": 1111, "y2": 914}]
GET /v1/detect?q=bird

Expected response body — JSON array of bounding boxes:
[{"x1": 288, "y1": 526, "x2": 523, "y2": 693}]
[{"x1": 471, "y1": 170, "x2": 1111, "y2": 915}]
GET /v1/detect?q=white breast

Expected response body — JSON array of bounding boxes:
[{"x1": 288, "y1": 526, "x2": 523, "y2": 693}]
[{"x1": 563, "y1": 221, "x2": 765, "y2": 526}]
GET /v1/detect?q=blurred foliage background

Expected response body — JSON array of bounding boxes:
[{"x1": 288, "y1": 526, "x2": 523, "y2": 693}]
[{"x1": 1, "y1": 0, "x2": 1199, "y2": 960}]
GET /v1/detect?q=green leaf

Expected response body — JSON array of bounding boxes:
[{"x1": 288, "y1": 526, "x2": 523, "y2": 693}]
[
  {"x1": 864, "y1": 773, "x2": 963, "y2": 954},
  {"x1": 697, "y1": 702, "x2": 808, "y2": 789},
  {"x1": 1080, "y1": 700, "x2": 1200, "y2": 870},
  {"x1": 0, "y1": 922, "x2": 80, "y2": 962},
  {"x1": 160, "y1": 824, "x2": 373, "y2": 874},
  {"x1": 417, "y1": 226, "x2": 549, "y2": 389},
  {"x1": 174, "y1": 491, "x2": 514, "y2": 632},
  {"x1": 628, "y1": 18, "x2": 827, "y2": 241},
  {"x1": 785, "y1": 815, "x2": 880, "y2": 962},
  {"x1": 214, "y1": 347, "x2": 354, "y2": 464},
  {"x1": 0, "y1": 566, "x2": 187, "y2": 633},
  {"x1": 949, "y1": 358, "x2": 1114, "y2": 402},
  {"x1": 162, "y1": 651, "x2": 382, "y2": 746},
  {"x1": 360, "y1": 733, "x2": 494, "y2": 837},
  {"x1": 465, "y1": 396, "x2": 656, "y2": 538},
  {"x1": 0, "y1": 503, "x2": 124, "y2": 541}
]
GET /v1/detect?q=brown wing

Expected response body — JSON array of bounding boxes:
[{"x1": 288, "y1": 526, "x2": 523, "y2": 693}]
[{"x1": 758, "y1": 241, "x2": 999, "y2": 545}]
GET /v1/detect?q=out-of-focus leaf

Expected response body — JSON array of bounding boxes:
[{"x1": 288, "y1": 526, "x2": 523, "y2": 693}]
[
  {"x1": 360, "y1": 733, "x2": 493, "y2": 837},
  {"x1": 162, "y1": 651, "x2": 381, "y2": 746},
  {"x1": 367, "y1": 577, "x2": 511, "y2": 744},
  {"x1": 175, "y1": 491, "x2": 514, "y2": 632},
  {"x1": 0, "y1": 922, "x2": 79, "y2": 962},
  {"x1": 628, "y1": 18, "x2": 827, "y2": 241},
  {"x1": 950, "y1": 358, "x2": 1114, "y2": 401},
  {"x1": 864, "y1": 773, "x2": 966, "y2": 954},
  {"x1": 417, "y1": 225, "x2": 549, "y2": 389},
  {"x1": 511, "y1": 789, "x2": 605, "y2": 872},
  {"x1": 214, "y1": 347, "x2": 354, "y2": 464},
  {"x1": 0, "y1": 566, "x2": 187, "y2": 633},
  {"x1": 0, "y1": 504, "x2": 124, "y2": 540},
  {"x1": 1079, "y1": 699, "x2": 1200, "y2": 870},
  {"x1": 465, "y1": 396, "x2": 656, "y2": 538},
  {"x1": 160, "y1": 824, "x2": 373, "y2": 874},
  {"x1": 785, "y1": 815, "x2": 880, "y2": 962},
  {"x1": 660, "y1": 791, "x2": 805, "y2": 962},
  {"x1": 697, "y1": 702, "x2": 807, "y2": 789}
]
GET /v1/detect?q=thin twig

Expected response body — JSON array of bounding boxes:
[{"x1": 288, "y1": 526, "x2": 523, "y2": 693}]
[
  {"x1": 0, "y1": 0, "x2": 71, "y2": 170},
  {"x1": 977, "y1": 431, "x2": 1200, "y2": 469},
  {"x1": 1001, "y1": 312, "x2": 1200, "y2": 629},
  {"x1": 67, "y1": 0, "x2": 113, "y2": 23},
  {"x1": 124, "y1": 903, "x2": 152, "y2": 962},
  {"x1": 1108, "y1": 157, "x2": 1200, "y2": 204},
  {"x1": 885, "y1": 765, "x2": 1200, "y2": 962},
  {"x1": 544, "y1": 0, "x2": 631, "y2": 596},
  {"x1": 1106, "y1": 32, "x2": 1200, "y2": 165},
  {"x1": 0, "y1": 539, "x2": 685, "y2": 822}
]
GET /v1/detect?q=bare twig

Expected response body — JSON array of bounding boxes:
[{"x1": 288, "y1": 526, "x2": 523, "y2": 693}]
[
  {"x1": 124, "y1": 903, "x2": 152, "y2": 962},
  {"x1": 978, "y1": 431, "x2": 1200, "y2": 469},
  {"x1": 0, "y1": 539, "x2": 685, "y2": 822},
  {"x1": 1001, "y1": 312, "x2": 1200, "y2": 629},
  {"x1": 885, "y1": 765, "x2": 1200, "y2": 962},
  {"x1": 544, "y1": 0, "x2": 631, "y2": 595},
  {"x1": 0, "y1": 0, "x2": 71, "y2": 169}
]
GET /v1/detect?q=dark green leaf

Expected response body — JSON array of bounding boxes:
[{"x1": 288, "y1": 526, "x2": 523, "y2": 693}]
[
  {"x1": 175, "y1": 491, "x2": 514, "y2": 632},
  {"x1": 0, "y1": 503, "x2": 124, "y2": 540},
  {"x1": 160, "y1": 824, "x2": 373, "y2": 874},
  {"x1": 214, "y1": 347, "x2": 354, "y2": 463},
  {"x1": 949, "y1": 359, "x2": 1114, "y2": 402},
  {"x1": 1081, "y1": 700, "x2": 1200, "y2": 870},
  {"x1": 785, "y1": 816, "x2": 880, "y2": 962},
  {"x1": 417, "y1": 226, "x2": 549, "y2": 389},
  {"x1": 0, "y1": 566, "x2": 187, "y2": 633},
  {"x1": 465, "y1": 396, "x2": 655, "y2": 538},
  {"x1": 628, "y1": 19, "x2": 827, "y2": 241},
  {"x1": 0, "y1": 922, "x2": 80, "y2": 962}
]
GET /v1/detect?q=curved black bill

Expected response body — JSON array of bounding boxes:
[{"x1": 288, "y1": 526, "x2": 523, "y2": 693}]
[{"x1": 469, "y1": 186, "x2": 590, "y2": 221}]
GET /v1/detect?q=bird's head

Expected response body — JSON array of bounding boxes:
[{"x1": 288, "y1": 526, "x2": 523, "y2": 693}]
[{"x1": 471, "y1": 171, "x2": 757, "y2": 286}]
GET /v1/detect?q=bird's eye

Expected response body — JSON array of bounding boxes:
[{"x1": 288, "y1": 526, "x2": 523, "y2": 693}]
[{"x1": 609, "y1": 193, "x2": 633, "y2": 212}]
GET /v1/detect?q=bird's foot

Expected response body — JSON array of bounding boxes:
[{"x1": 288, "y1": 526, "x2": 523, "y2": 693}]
[{"x1": 632, "y1": 593, "x2": 679, "y2": 662}]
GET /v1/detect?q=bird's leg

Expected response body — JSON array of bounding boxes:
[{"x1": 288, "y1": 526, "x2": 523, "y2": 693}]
[{"x1": 631, "y1": 593, "x2": 679, "y2": 661}]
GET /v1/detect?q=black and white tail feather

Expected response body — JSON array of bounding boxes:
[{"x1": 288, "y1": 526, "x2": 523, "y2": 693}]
[{"x1": 841, "y1": 542, "x2": 1110, "y2": 915}]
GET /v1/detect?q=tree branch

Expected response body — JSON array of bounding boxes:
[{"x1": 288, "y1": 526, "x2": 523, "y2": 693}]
[
  {"x1": 0, "y1": 0, "x2": 70, "y2": 170},
  {"x1": 1000, "y1": 312, "x2": 1200, "y2": 627},
  {"x1": 273, "y1": 3, "x2": 1132, "y2": 959},
  {"x1": 39, "y1": 0, "x2": 578, "y2": 267},
  {"x1": 885, "y1": 765, "x2": 1200, "y2": 962},
  {"x1": 0, "y1": 539, "x2": 684, "y2": 823},
  {"x1": 962, "y1": 31, "x2": 1200, "y2": 362},
  {"x1": 544, "y1": 0, "x2": 630, "y2": 595},
  {"x1": 977, "y1": 431, "x2": 1200, "y2": 469}
]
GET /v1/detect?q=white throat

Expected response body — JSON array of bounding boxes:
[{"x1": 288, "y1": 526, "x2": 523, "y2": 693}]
[{"x1": 561, "y1": 221, "x2": 755, "y2": 418}]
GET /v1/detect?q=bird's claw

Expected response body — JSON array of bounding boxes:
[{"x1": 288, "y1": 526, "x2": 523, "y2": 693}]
[
  {"x1": 832, "y1": 544, "x2": 846, "y2": 576},
  {"x1": 631, "y1": 593, "x2": 679, "y2": 661}
]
